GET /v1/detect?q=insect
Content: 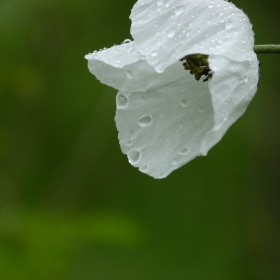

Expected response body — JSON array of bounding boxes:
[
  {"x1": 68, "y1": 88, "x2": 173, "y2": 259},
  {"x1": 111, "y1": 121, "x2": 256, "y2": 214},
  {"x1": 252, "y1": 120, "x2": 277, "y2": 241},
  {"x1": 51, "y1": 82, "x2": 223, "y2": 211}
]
[{"x1": 180, "y1": 54, "x2": 213, "y2": 82}]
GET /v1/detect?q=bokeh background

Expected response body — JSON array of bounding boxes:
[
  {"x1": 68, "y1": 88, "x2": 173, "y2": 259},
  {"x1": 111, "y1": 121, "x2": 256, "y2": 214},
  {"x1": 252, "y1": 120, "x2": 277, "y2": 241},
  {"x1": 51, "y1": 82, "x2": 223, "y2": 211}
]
[{"x1": 0, "y1": 0, "x2": 279, "y2": 279}]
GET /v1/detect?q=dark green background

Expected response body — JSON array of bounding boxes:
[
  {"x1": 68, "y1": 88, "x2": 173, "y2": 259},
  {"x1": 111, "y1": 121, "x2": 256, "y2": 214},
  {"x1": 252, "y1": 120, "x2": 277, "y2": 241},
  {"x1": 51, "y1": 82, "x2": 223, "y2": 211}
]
[{"x1": 0, "y1": 0, "x2": 279, "y2": 279}]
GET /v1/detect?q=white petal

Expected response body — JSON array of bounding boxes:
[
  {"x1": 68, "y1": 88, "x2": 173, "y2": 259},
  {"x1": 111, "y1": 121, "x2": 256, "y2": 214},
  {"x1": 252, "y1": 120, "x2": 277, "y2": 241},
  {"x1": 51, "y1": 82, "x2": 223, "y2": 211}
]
[
  {"x1": 115, "y1": 61, "x2": 215, "y2": 179},
  {"x1": 130, "y1": 0, "x2": 255, "y2": 72},
  {"x1": 86, "y1": 41, "x2": 186, "y2": 92},
  {"x1": 115, "y1": 54, "x2": 258, "y2": 179},
  {"x1": 208, "y1": 54, "x2": 258, "y2": 131}
]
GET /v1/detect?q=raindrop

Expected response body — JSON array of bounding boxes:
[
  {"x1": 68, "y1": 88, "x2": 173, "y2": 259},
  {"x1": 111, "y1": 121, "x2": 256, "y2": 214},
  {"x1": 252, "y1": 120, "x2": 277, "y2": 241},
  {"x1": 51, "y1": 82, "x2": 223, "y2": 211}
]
[
  {"x1": 243, "y1": 76, "x2": 248, "y2": 83},
  {"x1": 180, "y1": 98, "x2": 189, "y2": 108},
  {"x1": 208, "y1": 5, "x2": 213, "y2": 8},
  {"x1": 128, "y1": 149, "x2": 141, "y2": 165},
  {"x1": 125, "y1": 70, "x2": 134, "y2": 79},
  {"x1": 117, "y1": 94, "x2": 128, "y2": 109},
  {"x1": 138, "y1": 114, "x2": 153, "y2": 126},
  {"x1": 174, "y1": 6, "x2": 184, "y2": 16},
  {"x1": 127, "y1": 46, "x2": 135, "y2": 53},
  {"x1": 140, "y1": 164, "x2": 149, "y2": 172},
  {"x1": 151, "y1": 51, "x2": 158, "y2": 57},
  {"x1": 157, "y1": 0, "x2": 164, "y2": 6},
  {"x1": 197, "y1": 106, "x2": 205, "y2": 113},
  {"x1": 123, "y1": 39, "x2": 131, "y2": 44},
  {"x1": 167, "y1": 28, "x2": 176, "y2": 38},
  {"x1": 124, "y1": 139, "x2": 133, "y2": 147},
  {"x1": 225, "y1": 21, "x2": 233, "y2": 29},
  {"x1": 171, "y1": 160, "x2": 178, "y2": 166},
  {"x1": 179, "y1": 147, "x2": 190, "y2": 155}
]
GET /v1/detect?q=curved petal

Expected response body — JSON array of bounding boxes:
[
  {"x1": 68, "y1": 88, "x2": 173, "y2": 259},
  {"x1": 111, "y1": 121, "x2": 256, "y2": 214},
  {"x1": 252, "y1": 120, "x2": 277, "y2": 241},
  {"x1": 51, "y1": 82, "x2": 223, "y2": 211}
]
[
  {"x1": 115, "y1": 63, "x2": 215, "y2": 179},
  {"x1": 130, "y1": 0, "x2": 255, "y2": 72},
  {"x1": 85, "y1": 41, "x2": 187, "y2": 92},
  {"x1": 208, "y1": 54, "x2": 259, "y2": 130},
  {"x1": 115, "y1": 53, "x2": 258, "y2": 178}
]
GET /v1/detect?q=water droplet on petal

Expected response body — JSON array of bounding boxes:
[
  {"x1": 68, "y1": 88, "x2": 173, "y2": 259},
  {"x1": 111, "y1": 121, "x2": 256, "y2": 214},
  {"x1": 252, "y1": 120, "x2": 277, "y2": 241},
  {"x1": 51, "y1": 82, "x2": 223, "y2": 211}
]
[
  {"x1": 123, "y1": 39, "x2": 131, "y2": 44},
  {"x1": 128, "y1": 149, "x2": 141, "y2": 165},
  {"x1": 243, "y1": 76, "x2": 248, "y2": 83},
  {"x1": 179, "y1": 148, "x2": 190, "y2": 155},
  {"x1": 138, "y1": 114, "x2": 153, "y2": 127},
  {"x1": 157, "y1": 0, "x2": 164, "y2": 6},
  {"x1": 167, "y1": 28, "x2": 176, "y2": 38},
  {"x1": 180, "y1": 98, "x2": 189, "y2": 108},
  {"x1": 140, "y1": 164, "x2": 149, "y2": 172},
  {"x1": 225, "y1": 21, "x2": 233, "y2": 29},
  {"x1": 127, "y1": 46, "x2": 135, "y2": 53},
  {"x1": 117, "y1": 94, "x2": 128, "y2": 109},
  {"x1": 171, "y1": 160, "x2": 178, "y2": 166},
  {"x1": 208, "y1": 5, "x2": 213, "y2": 8},
  {"x1": 197, "y1": 107, "x2": 205, "y2": 113},
  {"x1": 124, "y1": 139, "x2": 133, "y2": 147},
  {"x1": 151, "y1": 51, "x2": 158, "y2": 57},
  {"x1": 174, "y1": 6, "x2": 184, "y2": 16},
  {"x1": 125, "y1": 70, "x2": 134, "y2": 79}
]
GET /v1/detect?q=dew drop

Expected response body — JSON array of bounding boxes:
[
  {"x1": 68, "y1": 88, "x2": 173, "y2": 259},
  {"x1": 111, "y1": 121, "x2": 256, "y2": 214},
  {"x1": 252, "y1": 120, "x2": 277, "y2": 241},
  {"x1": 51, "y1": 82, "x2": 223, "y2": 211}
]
[
  {"x1": 174, "y1": 6, "x2": 184, "y2": 15},
  {"x1": 117, "y1": 94, "x2": 128, "y2": 109},
  {"x1": 138, "y1": 114, "x2": 153, "y2": 126},
  {"x1": 123, "y1": 39, "x2": 131, "y2": 44},
  {"x1": 243, "y1": 76, "x2": 248, "y2": 83},
  {"x1": 140, "y1": 164, "x2": 149, "y2": 172},
  {"x1": 208, "y1": 5, "x2": 213, "y2": 8},
  {"x1": 180, "y1": 98, "x2": 189, "y2": 108},
  {"x1": 225, "y1": 21, "x2": 233, "y2": 29},
  {"x1": 179, "y1": 147, "x2": 190, "y2": 155},
  {"x1": 125, "y1": 70, "x2": 134, "y2": 79},
  {"x1": 124, "y1": 139, "x2": 133, "y2": 147},
  {"x1": 167, "y1": 28, "x2": 176, "y2": 38},
  {"x1": 197, "y1": 106, "x2": 205, "y2": 113},
  {"x1": 151, "y1": 51, "x2": 158, "y2": 57},
  {"x1": 128, "y1": 149, "x2": 141, "y2": 165},
  {"x1": 171, "y1": 160, "x2": 178, "y2": 166},
  {"x1": 157, "y1": 0, "x2": 164, "y2": 6},
  {"x1": 127, "y1": 46, "x2": 135, "y2": 53}
]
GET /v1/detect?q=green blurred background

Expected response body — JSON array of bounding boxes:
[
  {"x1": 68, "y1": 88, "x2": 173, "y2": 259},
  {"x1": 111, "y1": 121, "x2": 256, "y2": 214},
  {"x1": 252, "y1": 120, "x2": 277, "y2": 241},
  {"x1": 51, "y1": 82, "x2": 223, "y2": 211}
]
[{"x1": 0, "y1": 0, "x2": 279, "y2": 279}]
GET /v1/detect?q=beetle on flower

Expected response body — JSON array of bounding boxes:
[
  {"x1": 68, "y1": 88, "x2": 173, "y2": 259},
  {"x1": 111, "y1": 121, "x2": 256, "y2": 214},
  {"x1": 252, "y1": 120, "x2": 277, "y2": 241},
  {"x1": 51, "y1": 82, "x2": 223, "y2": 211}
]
[{"x1": 85, "y1": 0, "x2": 259, "y2": 179}]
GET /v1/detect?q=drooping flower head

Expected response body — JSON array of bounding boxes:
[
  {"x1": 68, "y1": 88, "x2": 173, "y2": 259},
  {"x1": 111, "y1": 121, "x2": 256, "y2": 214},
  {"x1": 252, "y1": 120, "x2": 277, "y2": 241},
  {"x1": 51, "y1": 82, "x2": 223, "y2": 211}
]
[{"x1": 85, "y1": 0, "x2": 259, "y2": 179}]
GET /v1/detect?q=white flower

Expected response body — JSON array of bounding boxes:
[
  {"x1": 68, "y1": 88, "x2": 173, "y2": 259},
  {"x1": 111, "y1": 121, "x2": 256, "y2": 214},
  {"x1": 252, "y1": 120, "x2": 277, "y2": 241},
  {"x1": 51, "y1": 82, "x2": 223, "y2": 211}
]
[{"x1": 85, "y1": 0, "x2": 259, "y2": 179}]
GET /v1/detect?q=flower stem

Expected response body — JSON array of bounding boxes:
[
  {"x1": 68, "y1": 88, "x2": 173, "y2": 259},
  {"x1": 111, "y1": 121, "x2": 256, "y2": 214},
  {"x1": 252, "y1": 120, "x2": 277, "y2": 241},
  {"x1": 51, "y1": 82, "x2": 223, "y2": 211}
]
[{"x1": 254, "y1": 44, "x2": 280, "y2": 54}]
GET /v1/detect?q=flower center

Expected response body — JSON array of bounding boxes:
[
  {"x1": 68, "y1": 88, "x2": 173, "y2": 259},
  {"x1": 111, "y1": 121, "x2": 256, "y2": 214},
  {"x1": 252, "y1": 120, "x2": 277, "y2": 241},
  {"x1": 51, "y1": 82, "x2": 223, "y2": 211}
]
[{"x1": 180, "y1": 54, "x2": 213, "y2": 82}]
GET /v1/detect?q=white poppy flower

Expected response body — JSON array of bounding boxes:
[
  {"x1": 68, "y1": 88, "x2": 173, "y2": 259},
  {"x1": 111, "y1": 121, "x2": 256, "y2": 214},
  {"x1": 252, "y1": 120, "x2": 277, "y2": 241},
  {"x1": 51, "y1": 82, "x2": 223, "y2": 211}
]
[{"x1": 85, "y1": 0, "x2": 259, "y2": 179}]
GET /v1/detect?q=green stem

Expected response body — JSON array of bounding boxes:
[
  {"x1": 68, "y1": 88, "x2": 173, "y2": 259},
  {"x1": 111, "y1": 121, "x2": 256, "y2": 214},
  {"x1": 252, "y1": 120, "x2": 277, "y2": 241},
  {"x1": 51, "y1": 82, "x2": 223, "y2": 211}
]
[{"x1": 254, "y1": 44, "x2": 280, "y2": 54}]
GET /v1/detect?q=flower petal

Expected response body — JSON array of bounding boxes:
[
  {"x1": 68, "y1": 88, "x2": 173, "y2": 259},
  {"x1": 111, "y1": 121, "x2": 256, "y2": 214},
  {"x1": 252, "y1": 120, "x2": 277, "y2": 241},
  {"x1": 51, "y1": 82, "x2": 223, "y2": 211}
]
[
  {"x1": 115, "y1": 54, "x2": 258, "y2": 179},
  {"x1": 130, "y1": 0, "x2": 255, "y2": 72},
  {"x1": 86, "y1": 41, "x2": 187, "y2": 92},
  {"x1": 208, "y1": 54, "x2": 258, "y2": 131},
  {"x1": 115, "y1": 61, "x2": 215, "y2": 179}
]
